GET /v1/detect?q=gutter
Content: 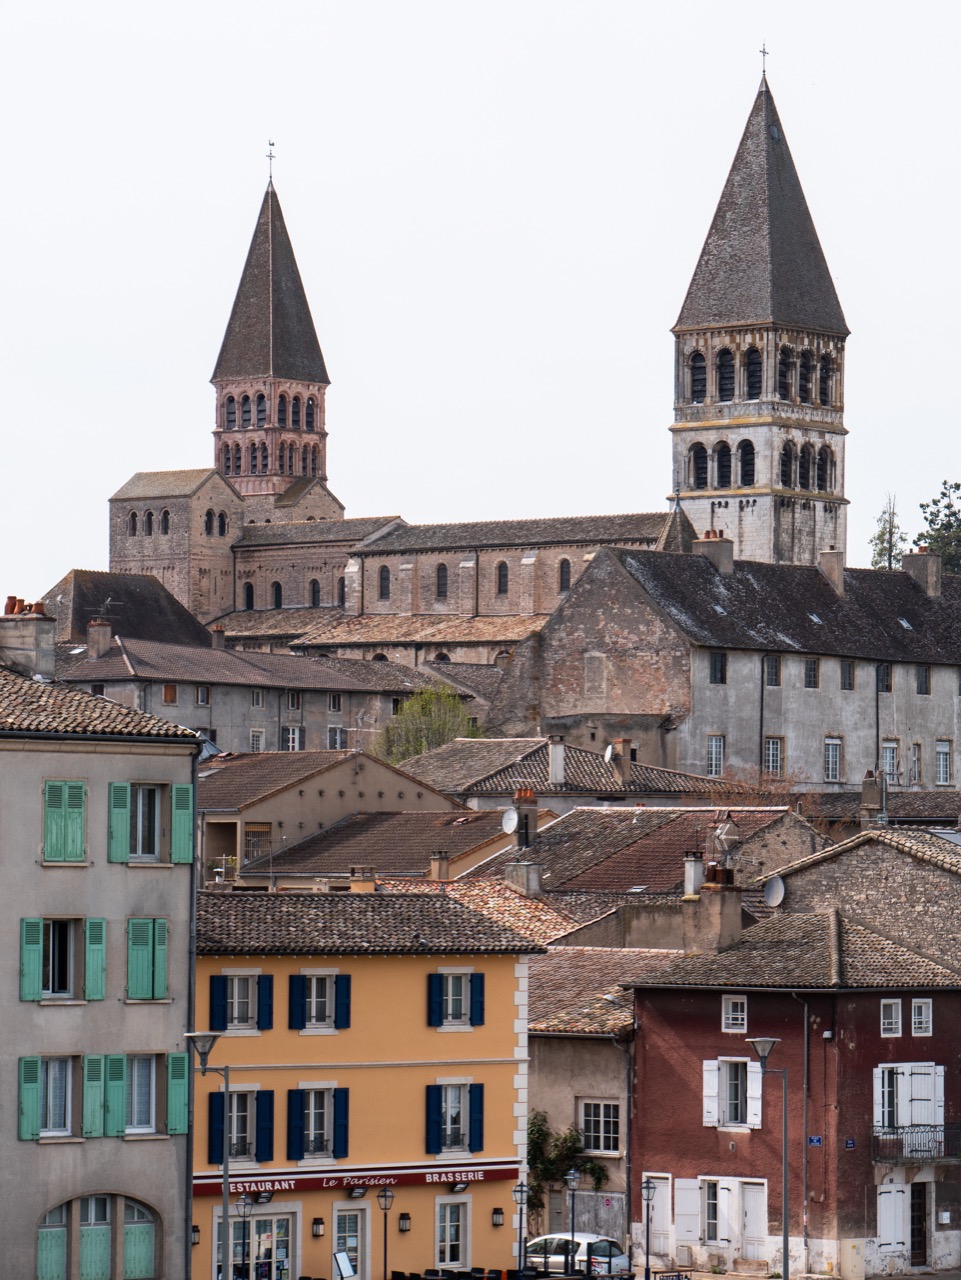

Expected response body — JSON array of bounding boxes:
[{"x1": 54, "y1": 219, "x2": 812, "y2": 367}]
[{"x1": 791, "y1": 991, "x2": 810, "y2": 1275}]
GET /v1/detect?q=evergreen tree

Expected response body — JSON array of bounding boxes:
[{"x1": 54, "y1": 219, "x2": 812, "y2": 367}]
[
  {"x1": 375, "y1": 686, "x2": 479, "y2": 764},
  {"x1": 869, "y1": 493, "x2": 908, "y2": 570},
  {"x1": 915, "y1": 481, "x2": 961, "y2": 573}
]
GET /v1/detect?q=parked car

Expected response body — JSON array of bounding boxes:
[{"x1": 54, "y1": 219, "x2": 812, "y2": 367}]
[{"x1": 525, "y1": 1234, "x2": 631, "y2": 1275}]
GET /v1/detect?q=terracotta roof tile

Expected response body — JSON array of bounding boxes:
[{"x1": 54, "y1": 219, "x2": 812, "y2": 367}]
[
  {"x1": 292, "y1": 615, "x2": 549, "y2": 648},
  {"x1": 529, "y1": 947, "x2": 680, "y2": 1034},
  {"x1": 359, "y1": 514, "x2": 672, "y2": 555},
  {"x1": 0, "y1": 668, "x2": 197, "y2": 740},
  {"x1": 110, "y1": 469, "x2": 216, "y2": 500},
  {"x1": 233, "y1": 517, "x2": 402, "y2": 548}
]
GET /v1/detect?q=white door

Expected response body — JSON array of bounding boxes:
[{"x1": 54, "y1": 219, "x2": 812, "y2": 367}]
[
  {"x1": 741, "y1": 1184, "x2": 767, "y2": 1262},
  {"x1": 649, "y1": 1178, "x2": 670, "y2": 1256},
  {"x1": 335, "y1": 1206, "x2": 368, "y2": 1280}
]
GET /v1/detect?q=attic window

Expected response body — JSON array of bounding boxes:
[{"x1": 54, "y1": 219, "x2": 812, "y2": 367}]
[
  {"x1": 712, "y1": 604, "x2": 727, "y2": 615},
  {"x1": 807, "y1": 613, "x2": 823, "y2": 624},
  {"x1": 898, "y1": 617, "x2": 913, "y2": 630}
]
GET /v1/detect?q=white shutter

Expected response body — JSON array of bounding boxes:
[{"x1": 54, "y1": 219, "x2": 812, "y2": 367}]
[
  {"x1": 872, "y1": 1068, "x2": 884, "y2": 1127},
  {"x1": 718, "y1": 1182, "x2": 733, "y2": 1245},
  {"x1": 674, "y1": 1180, "x2": 700, "y2": 1244},
  {"x1": 936, "y1": 1065, "x2": 945, "y2": 1124},
  {"x1": 703, "y1": 1060, "x2": 719, "y2": 1126},
  {"x1": 746, "y1": 1060, "x2": 763, "y2": 1128},
  {"x1": 896, "y1": 1066, "x2": 912, "y2": 1128},
  {"x1": 877, "y1": 1185, "x2": 906, "y2": 1250},
  {"x1": 909, "y1": 1064, "x2": 935, "y2": 1126}
]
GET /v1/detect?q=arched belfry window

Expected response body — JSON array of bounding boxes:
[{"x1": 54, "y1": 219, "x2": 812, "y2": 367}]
[
  {"x1": 559, "y1": 558, "x2": 571, "y2": 592},
  {"x1": 279, "y1": 445, "x2": 286, "y2": 475},
  {"x1": 737, "y1": 440, "x2": 756, "y2": 486},
  {"x1": 306, "y1": 397, "x2": 316, "y2": 431},
  {"x1": 278, "y1": 394, "x2": 288, "y2": 427},
  {"x1": 256, "y1": 393, "x2": 267, "y2": 427},
  {"x1": 244, "y1": 582, "x2": 254, "y2": 610},
  {"x1": 379, "y1": 565, "x2": 391, "y2": 600},
  {"x1": 260, "y1": 443, "x2": 268, "y2": 472},
  {"x1": 292, "y1": 397, "x2": 302, "y2": 429},
  {"x1": 288, "y1": 444, "x2": 295, "y2": 474},
  {"x1": 250, "y1": 443, "x2": 258, "y2": 474},
  {"x1": 223, "y1": 445, "x2": 231, "y2": 474},
  {"x1": 144, "y1": 510, "x2": 154, "y2": 536},
  {"x1": 337, "y1": 576, "x2": 346, "y2": 607},
  {"x1": 690, "y1": 352, "x2": 707, "y2": 403},
  {"x1": 817, "y1": 446, "x2": 832, "y2": 492},
  {"x1": 496, "y1": 562, "x2": 509, "y2": 595},
  {"x1": 780, "y1": 443, "x2": 795, "y2": 488},
  {"x1": 160, "y1": 509, "x2": 170, "y2": 534},
  {"x1": 233, "y1": 444, "x2": 241, "y2": 474},
  {"x1": 436, "y1": 563, "x2": 448, "y2": 599},
  {"x1": 799, "y1": 444, "x2": 814, "y2": 490},
  {"x1": 310, "y1": 578, "x2": 321, "y2": 606},
  {"x1": 799, "y1": 351, "x2": 814, "y2": 405},
  {"x1": 778, "y1": 347, "x2": 793, "y2": 401},
  {"x1": 819, "y1": 355, "x2": 832, "y2": 406},
  {"x1": 745, "y1": 348, "x2": 762, "y2": 400},
  {"x1": 717, "y1": 349, "x2": 735, "y2": 402},
  {"x1": 218, "y1": 512, "x2": 228, "y2": 536},
  {"x1": 204, "y1": 509, "x2": 214, "y2": 535},
  {"x1": 302, "y1": 445, "x2": 308, "y2": 475},
  {"x1": 715, "y1": 442, "x2": 732, "y2": 488},
  {"x1": 128, "y1": 511, "x2": 138, "y2": 536},
  {"x1": 241, "y1": 395, "x2": 251, "y2": 427},
  {"x1": 311, "y1": 446, "x2": 318, "y2": 477},
  {"x1": 690, "y1": 443, "x2": 708, "y2": 490},
  {"x1": 272, "y1": 581, "x2": 283, "y2": 609},
  {"x1": 225, "y1": 396, "x2": 237, "y2": 429}
]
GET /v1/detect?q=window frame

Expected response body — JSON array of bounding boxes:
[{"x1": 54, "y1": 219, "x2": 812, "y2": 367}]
[
  {"x1": 436, "y1": 1196, "x2": 470, "y2": 1269},
  {"x1": 916, "y1": 665, "x2": 931, "y2": 695},
  {"x1": 764, "y1": 654, "x2": 781, "y2": 687},
  {"x1": 328, "y1": 692, "x2": 342, "y2": 713},
  {"x1": 706, "y1": 735, "x2": 725, "y2": 778},
  {"x1": 328, "y1": 727, "x2": 348, "y2": 749},
  {"x1": 721, "y1": 994, "x2": 747, "y2": 1033},
  {"x1": 719, "y1": 1059, "x2": 749, "y2": 1126},
  {"x1": 283, "y1": 725, "x2": 306, "y2": 752},
  {"x1": 804, "y1": 657, "x2": 820, "y2": 689},
  {"x1": 579, "y1": 1099, "x2": 620, "y2": 1155},
  {"x1": 709, "y1": 651, "x2": 727, "y2": 685},
  {"x1": 912, "y1": 999, "x2": 933, "y2": 1037},
  {"x1": 840, "y1": 659, "x2": 855, "y2": 691},
  {"x1": 824, "y1": 737, "x2": 842, "y2": 783},
  {"x1": 125, "y1": 1054, "x2": 157, "y2": 1135},
  {"x1": 41, "y1": 1055, "x2": 73, "y2": 1136},
  {"x1": 161, "y1": 684, "x2": 177, "y2": 706},
  {"x1": 881, "y1": 998, "x2": 902, "y2": 1038},
  {"x1": 936, "y1": 740, "x2": 953, "y2": 786},
  {"x1": 763, "y1": 737, "x2": 783, "y2": 778},
  {"x1": 881, "y1": 740, "x2": 900, "y2": 784},
  {"x1": 251, "y1": 688, "x2": 265, "y2": 709}
]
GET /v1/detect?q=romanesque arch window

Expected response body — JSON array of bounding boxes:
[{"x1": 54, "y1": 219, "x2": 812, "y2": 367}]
[
  {"x1": 279, "y1": 445, "x2": 286, "y2": 475},
  {"x1": 717, "y1": 349, "x2": 735, "y2": 402},
  {"x1": 559, "y1": 558, "x2": 571, "y2": 592},
  {"x1": 799, "y1": 444, "x2": 815, "y2": 490},
  {"x1": 204, "y1": 509, "x2": 214, "y2": 535},
  {"x1": 241, "y1": 394, "x2": 251, "y2": 427},
  {"x1": 379, "y1": 565, "x2": 391, "y2": 600},
  {"x1": 128, "y1": 511, "x2": 138, "y2": 536},
  {"x1": 311, "y1": 446, "x2": 319, "y2": 477},
  {"x1": 745, "y1": 348, "x2": 762, "y2": 400},
  {"x1": 436, "y1": 563, "x2": 448, "y2": 599},
  {"x1": 306, "y1": 397, "x2": 316, "y2": 431},
  {"x1": 144, "y1": 510, "x2": 154, "y2": 536},
  {"x1": 779, "y1": 442, "x2": 796, "y2": 487},
  {"x1": 250, "y1": 443, "x2": 258, "y2": 474},
  {"x1": 690, "y1": 443, "x2": 708, "y2": 489},
  {"x1": 690, "y1": 352, "x2": 706, "y2": 403},
  {"x1": 434, "y1": 652, "x2": 451, "y2": 663},
  {"x1": 715, "y1": 442, "x2": 732, "y2": 488},
  {"x1": 292, "y1": 396, "x2": 302, "y2": 429},
  {"x1": 272, "y1": 581, "x2": 283, "y2": 608},
  {"x1": 371, "y1": 653, "x2": 388, "y2": 662},
  {"x1": 288, "y1": 444, "x2": 295, "y2": 474},
  {"x1": 496, "y1": 562, "x2": 509, "y2": 595},
  {"x1": 233, "y1": 445, "x2": 241, "y2": 474},
  {"x1": 819, "y1": 355, "x2": 832, "y2": 406},
  {"x1": 244, "y1": 582, "x2": 254, "y2": 610},
  {"x1": 302, "y1": 445, "x2": 309, "y2": 475},
  {"x1": 778, "y1": 346, "x2": 793, "y2": 400},
  {"x1": 337, "y1": 576, "x2": 346, "y2": 607},
  {"x1": 160, "y1": 510, "x2": 170, "y2": 535},
  {"x1": 278, "y1": 394, "x2": 288, "y2": 427},
  {"x1": 738, "y1": 440, "x2": 756, "y2": 486},
  {"x1": 310, "y1": 578, "x2": 321, "y2": 606},
  {"x1": 225, "y1": 395, "x2": 237, "y2": 429},
  {"x1": 817, "y1": 446, "x2": 833, "y2": 492},
  {"x1": 799, "y1": 351, "x2": 815, "y2": 405},
  {"x1": 260, "y1": 444, "x2": 268, "y2": 472},
  {"x1": 217, "y1": 512, "x2": 228, "y2": 536},
  {"x1": 39, "y1": 1198, "x2": 158, "y2": 1278},
  {"x1": 223, "y1": 444, "x2": 232, "y2": 474},
  {"x1": 256, "y1": 393, "x2": 267, "y2": 427}
]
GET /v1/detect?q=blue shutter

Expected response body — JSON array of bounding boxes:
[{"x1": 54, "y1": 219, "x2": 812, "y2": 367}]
[
  {"x1": 171, "y1": 784, "x2": 194, "y2": 863},
  {"x1": 19, "y1": 1056, "x2": 41, "y2": 1140},
  {"x1": 288, "y1": 975, "x2": 307, "y2": 1030},
  {"x1": 255, "y1": 1089, "x2": 274, "y2": 1163},
  {"x1": 469, "y1": 972, "x2": 485, "y2": 1026},
  {"x1": 426, "y1": 1084, "x2": 443, "y2": 1154},
  {"x1": 208, "y1": 1091, "x2": 225, "y2": 1164},
  {"x1": 167, "y1": 1053, "x2": 189, "y2": 1134},
  {"x1": 333, "y1": 1087, "x2": 350, "y2": 1158},
  {"x1": 20, "y1": 918, "x2": 43, "y2": 1001},
  {"x1": 210, "y1": 975, "x2": 228, "y2": 1031},
  {"x1": 334, "y1": 974, "x2": 352, "y2": 1029},
  {"x1": 104, "y1": 1054, "x2": 127, "y2": 1137},
  {"x1": 84, "y1": 919, "x2": 106, "y2": 1001},
  {"x1": 107, "y1": 782, "x2": 130, "y2": 862},
  {"x1": 83, "y1": 1055, "x2": 105, "y2": 1137},
  {"x1": 152, "y1": 919, "x2": 168, "y2": 999},
  {"x1": 257, "y1": 974, "x2": 274, "y2": 1030},
  {"x1": 468, "y1": 1083, "x2": 485, "y2": 1152},
  {"x1": 427, "y1": 973, "x2": 444, "y2": 1026},
  {"x1": 287, "y1": 1088, "x2": 306, "y2": 1160}
]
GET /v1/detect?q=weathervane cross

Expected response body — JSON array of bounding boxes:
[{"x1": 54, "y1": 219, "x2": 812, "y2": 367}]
[
  {"x1": 760, "y1": 43, "x2": 769, "y2": 74},
  {"x1": 267, "y1": 140, "x2": 276, "y2": 181}
]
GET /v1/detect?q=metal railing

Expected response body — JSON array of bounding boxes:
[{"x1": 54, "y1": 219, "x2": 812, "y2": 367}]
[{"x1": 871, "y1": 1124, "x2": 961, "y2": 1161}]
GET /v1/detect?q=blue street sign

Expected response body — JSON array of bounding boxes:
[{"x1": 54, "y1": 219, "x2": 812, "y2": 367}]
[{"x1": 808, "y1": 1135, "x2": 823, "y2": 1147}]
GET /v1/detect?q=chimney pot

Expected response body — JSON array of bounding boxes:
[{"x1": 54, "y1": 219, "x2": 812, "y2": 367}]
[
  {"x1": 86, "y1": 618, "x2": 113, "y2": 660},
  {"x1": 693, "y1": 535, "x2": 734, "y2": 574}
]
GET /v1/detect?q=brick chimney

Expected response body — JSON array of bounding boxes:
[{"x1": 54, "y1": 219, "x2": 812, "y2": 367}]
[
  {"x1": 612, "y1": 738, "x2": 633, "y2": 786},
  {"x1": 211, "y1": 625, "x2": 226, "y2": 650},
  {"x1": 504, "y1": 861, "x2": 543, "y2": 897},
  {"x1": 512, "y1": 787, "x2": 537, "y2": 851},
  {"x1": 693, "y1": 531, "x2": 734, "y2": 575},
  {"x1": 902, "y1": 549, "x2": 942, "y2": 598},
  {"x1": 818, "y1": 548, "x2": 845, "y2": 595},
  {"x1": 548, "y1": 735, "x2": 565, "y2": 786},
  {"x1": 87, "y1": 618, "x2": 113, "y2": 659}
]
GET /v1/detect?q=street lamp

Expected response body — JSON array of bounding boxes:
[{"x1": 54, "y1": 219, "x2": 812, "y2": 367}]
[
  {"x1": 641, "y1": 1178, "x2": 656, "y2": 1280},
  {"x1": 512, "y1": 1180, "x2": 529, "y2": 1274},
  {"x1": 377, "y1": 1185, "x2": 395, "y2": 1280},
  {"x1": 185, "y1": 1032, "x2": 230, "y2": 1277},
  {"x1": 748, "y1": 1038, "x2": 789, "y2": 1280},
  {"x1": 564, "y1": 1168, "x2": 580, "y2": 1275},
  {"x1": 238, "y1": 1193, "x2": 254, "y2": 1279}
]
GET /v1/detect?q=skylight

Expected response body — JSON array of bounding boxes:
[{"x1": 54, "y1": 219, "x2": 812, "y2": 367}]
[
  {"x1": 898, "y1": 617, "x2": 913, "y2": 630},
  {"x1": 808, "y1": 613, "x2": 823, "y2": 624}
]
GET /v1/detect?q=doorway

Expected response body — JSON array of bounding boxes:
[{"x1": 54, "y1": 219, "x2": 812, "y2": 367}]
[
  {"x1": 910, "y1": 1183, "x2": 928, "y2": 1266},
  {"x1": 741, "y1": 1184, "x2": 767, "y2": 1262},
  {"x1": 229, "y1": 1215, "x2": 292, "y2": 1280},
  {"x1": 336, "y1": 1206, "x2": 369, "y2": 1280}
]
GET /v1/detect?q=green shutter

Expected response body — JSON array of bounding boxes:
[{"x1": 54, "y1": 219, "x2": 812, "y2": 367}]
[
  {"x1": 19, "y1": 1056, "x2": 41, "y2": 1140},
  {"x1": 104, "y1": 1053, "x2": 127, "y2": 1136},
  {"x1": 85, "y1": 919, "x2": 106, "y2": 1000},
  {"x1": 152, "y1": 919, "x2": 168, "y2": 999},
  {"x1": 37, "y1": 1226, "x2": 67, "y2": 1280},
  {"x1": 64, "y1": 783, "x2": 86, "y2": 861},
  {"x1": 170, "y1": 784, "x2": 193, "y2": 863},
  {"x1": 126, "y1": 919, "x2": 154, "y2": 999},
  {"x1": 79, "y1": 1226, "x2": 112, "y2": 1280},
  {"x1": 123, "y1": 1222, "x2": 155, "y2": 1279},
  {"x1": 43, "y1": 782, "x2": 66, "y2": 862},
  {"x1": 20, "y1": 918, "x2": 43, "y2": 1001},
  {"x1": 107, "y1": 782, "x2": 130, "y2": 863},
  {"x1": 167, "y1": 1052, "x2": 189, "y2": 1134},
  {"x1": 83, "y1": 1055, "x2": 106, "y2": 1137}
]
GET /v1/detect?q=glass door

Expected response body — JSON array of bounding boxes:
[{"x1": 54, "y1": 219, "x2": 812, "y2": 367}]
[
  {"x1": 226, "y1": 1216, "x2": 291, "y2": 1280},
  {"x1": 335, "y1": 1207, "x2": 368, "y2": 1280}
]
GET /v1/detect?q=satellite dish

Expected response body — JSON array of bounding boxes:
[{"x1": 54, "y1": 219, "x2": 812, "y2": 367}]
[
  {"x1": 501, "y1": 807, "x2": 519, "y2": 834},
  {"x1": 714, "y1": 821, "x2": 739, "y2": 852},
  {"x1": 763, "y1": 876, "x2": 786, "y2": 908},
  {"x1": 603, "y1": 744, "x2": 615, "y2": 763}
]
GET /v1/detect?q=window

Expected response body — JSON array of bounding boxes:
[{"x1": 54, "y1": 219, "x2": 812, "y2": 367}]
[
  {"x1": 916, "y1": 665, "x2": 931, "y2": 695},
  {"x1": 912, "y1": 1000, "x2": 933, "y2": 1037},
  {"x1": 881, "y1": 999, "x2": 902, "y2": 1037},
  {"x1": 690, "y1": 443, "x2": 708, "y2": 489},
  {"x1": 877, "y1": 663, "x2": 892, "y2": 693},
  {"x1": 379, "y1": 565, "x2": 391, "y2": 600},
  {"x1": 290, "y1": 972, "x2": 351, "y2": 1031},
  {"x1": 272, "y1": 581, "x2": 283, "y2": 609},
  {"x1": 337, "y1": 576, "x2": 346, "y2": 607},
  {"x1": 715, "y1": 442, "x2": 732, "y2": 487},
  {"x1": 804, "y1": 657, "x2": 820, "y2": 689},
  {"x1": 130, "y1": 784, "x2": 159, "y2": 857},
  {"x1": 43, "y1": 781, "x2": 86, "y2": 863},
  {"x1": 707, "y1": 735, "x2": 725, "y2": 777},
  {"x1": 824, "y1": 737, "x2": 842, "y2": 782},
  {"x1": 250, "y1": 442, "x2": 258, "y2": 474},
  {"x1": 709, "y1": 651, "x2": 727, "y2": 685},
  {"x1": 256, "y1": 392, "x2": 266, "y2": 427},
  {"x1": 162, "y1": 683, "x2": 177, "y2": 705},
  {"x1": 210, "y1": 973, "x2": 272, "y2": 1033},
  {"x1": 426, "y1": 1082, "x2": 484, "y2": 1153},
  {"x1": 798, "y1": 444, "x2": 813, "y2": 490},
  {"x1": 277, "y1": 394, "x2": 287, "y2": 427},
  {"x1": 722, "y1": 995, "x2": 747, "y2": 1032},
  {"x1": 106, "y1": 781, "x2": 192, "y2": 865},
  {"x1": 819, "y1": 355, "x2": 832, "y2": 405},
  {"x1": 873, "y1": 1061, "x2": 943, "y2": 1133},
  {"x1": 128, "y1": 511, "x2": 138, "y2": 536},
  {"x1": 160, "y1": 509, "x2": 169, "y2": 534},
  {"x1": 702, "y1": 1058, "x2": 761, "y2": 1127},
  {"x1": 250, "y1": 688, "x2": 265, "y2": 708},
  {"x1": 195, "y1": 685, "x2": 210, "y2": 706},
  {"x1": 286, "y1": 1085, "x2": 348, "y2": 1160},
  {"x1": 287, "y1": 690, "x2": 302, "y2": 711},
  {"x1": 799, "y1": 350, "x2": 814, "y2": 404},
  {"x1": 436, "y1": 563, "x2": 449, "y2": 599},
  {"x1": 241, "y1": 394, "x2": 251, "y2": 427},
  {"x1": 310, "y1": 578, "x2": 321, "y2": 606},
  {"x1": 778, "y1": 345, "x2": 792, "y2": 400},
  {"x1": 764, "y1": 654, "x2": 780, "y2": 686},
  {"x1": 218, "y1": 511, "x2": 227, "y2": 536},
  {"x1": 779, "y1": 442, "x2": 794, "y2": 487},
  {"x1": 249, "y1": 729, "x2": 264, "y2": 752},
  {"x1": 840, "y1": 660, "x2": 855, "y2": 691},
  {"x1": 143, "y1": 510, "x2": 153, "y2": 536},
  {"x1": 690, "y1": 352, "x2": 706, "y2": 403},
  {"x1": 292, "y1": 396, "x2": 302, "y2": 429},
  {"x1": 126, "y1": 918, "x2": 168, "y2": 999},
  {"x1": 437, "y1": 1199, "x2": 469, "y2": 1267},
  {"x1": 204, "y1": 508, "x2": 214, "y2": 535},
  {"x1": 230, "y1": 1091, "x2": 252, "y2": 1158},
  {"x1": 207, "y1": 1084, "x2": 275, "y2": 1163},
  {"x1": 226, "y1": 395, "x2": 237, "y2": 429},
  {"x1": 580, "y1": 1100, "x2": 619, "y2": 1154},
  {"x1": 328, "y1": 727, "x2": 348, "y2": 749},
  {"x1": 243, "y1": 823, "x2": 272, "y2": 863},
  {"x1": 717, "y1": 349, "x2": 735, "y2": 402},
  {"x1": 428, "y1": 971, "x2": 485, "y2": 1028},
  {"x1": 304, "y1": 1088, "x2": 332, "y2": 1155},
  {"x1": 704, "y1": 1181, "x2": 719, "y2": 1242},
  {"x1": 817, "y1": 446, "x2": 831, "y2": 491},
  {"x1": 306, "y1": 397, "x2": 316, "y2": 431},
  {"x1": 559, "y1": 558, "x2": 571, "y2": 592},
  {"x1": 937, "y1": 741, "x2": 953, "y2": 786},
  {"x1": 738, "y1": 439, "x2": 756, "y2": 486},
  {"x1": 882, "y1": 740, "x2": 899, "y2": 784},
  {"x1": 496, "y1": 562, "x2": 509, "y2": 595},
  {"x1": 745, "y1": 347, "x2": 762, "y2": 399},
  {"x1": 328, "y1": 693, "x2": 342, "y2": 712},
  {"x1": 911, "y1": 743, "x2": 922, "y2": 785},
  {"x1": 42, "y1": 1057, "x2": 71, "y2": 1136},
  {"x1": 126, "y1": 1055, "x2": 156, "y2": 1133},
  {"x1": 283, "y1": 726, "x2": 305, "y2": 751}
]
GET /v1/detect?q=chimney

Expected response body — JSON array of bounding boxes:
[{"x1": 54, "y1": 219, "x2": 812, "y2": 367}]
[
  {"x1": 693, "y1": 532, "x2": 734, "y2": 575},
  {"x1": 548, "y1": 735, "x2": 565, "y2": 786},
  {"x1": 87, "y1": 618, "x2": 113, "y2": 659},
  {"x1": 860, "y1": 769, "x2": 882, "y2": 828},
  {"x1": 682, "y1": 875, "x2": 742, "y2": 953},
  {"x1": 683, "y1": 853, "x2": 704, "y2": 898},
  {"x1": 513, "y1": 787, "x2": 537, "y2": 851},
  {"x1": 0, "y1": 602, "x2": 57, "y2": 679},
  {"x1": 429, "y1": 852, "x2": 450, "y2": 882},
  {"x1": 612, "y1": 738, "x2": 633, "y2": 786},
  {"x1": 818, "y1": 548, "x2": 845, "y2": 596},
  {"x1": 211, "y1": 625, "x2": 226, "y2": 650},
  {"x1": 504, "y1": 861, "x2": 543, "y2": 897},
  {"x1": 348, "y1": 865, "x2": 377, "y2": 893},
  {"x1": 902, "y1": 549, "x2": 942, "y2": 598}
]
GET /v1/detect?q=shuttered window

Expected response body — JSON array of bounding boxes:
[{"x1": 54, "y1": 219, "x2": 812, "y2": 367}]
[
  {"x1": 43, "y1": 781, "x2": 86, "y2": 862},
  {"x1": 126, "y1": 919, "x2": 168, "y2": 1000},
  {"x1": 428, "y1": 972, "x2": 484, "y2": 1027}
]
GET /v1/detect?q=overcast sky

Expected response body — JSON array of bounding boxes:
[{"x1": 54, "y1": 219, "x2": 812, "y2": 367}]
[{"x1": 3, "y1": 1, "x2": 958, "y2": 597}]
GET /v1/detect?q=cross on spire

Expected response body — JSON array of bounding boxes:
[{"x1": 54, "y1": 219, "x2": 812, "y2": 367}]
[
  {"x1": 760, "y1": 43, "x2": 769, "y2": 74},
  {"x1": 267, "y1": 140, "x2": 276, "y2": 182}
]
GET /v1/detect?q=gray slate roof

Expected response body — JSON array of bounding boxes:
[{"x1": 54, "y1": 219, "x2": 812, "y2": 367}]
[
  {"x1": 110, "y1": 469, "x2": 218, "y2": 501},
  {"x1": 0, "y1": 668, "x2": 197, "y2": 740},
  {"x1": 212, "y1": 184, "x2": 329, "y2": 384},
  {"x1": 43, "y1": 570, "x2": 213, "y2": 647},
  {"x1": 359, "y1": 513, "x2": 670, "y2": 555},
  {"x1": 234, "y1": 517, "x2": 401, "y2": 548},
  {"x1": 675, "y1": 77, "x2": 848, "y2": 335}
]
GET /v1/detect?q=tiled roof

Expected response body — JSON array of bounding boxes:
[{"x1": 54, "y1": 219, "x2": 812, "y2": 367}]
[
  {"x1": 529, "y1": 947, "x2": 679, "y2": 1034},
  {"x1": 359, "y1": 513, "x2": 671, "y2": 555},
  {"x1": 212, "y1": 184, "x2": 329, "y2": 383},
  {"x1": 42, "y1": 570, "x2": 213, "y2": 647},
  {"x1": 401, "y1": 738, "x2": 718, "y2": 797},
  {"x1": 233, "y1": 517, "x2": 401, "y2": 548},
  {"x1": 675, "y1": 78, "x2": 847, "y2": 334},
  {"x1": 198, "y1": 751, "x2": 353, "y2": 809},
  {"x1": 110, "y1": 469, "x2": 217, "y2": 500},
  {"x1": 0, "y1": 668, "x2": 197, "y2": 740},
  {"x1": 210, "y1": 607, "x2": 340, "y2": 639},
  {"x1": 760, "y1": 827, "x2": 961, "y2": 882},
  {"x1": 633, "y1": 912, "x2": 961, "y2": 990},
  {"x1": 616, "y1": 549, "x2": 961, "y2": 664},
  {"x1": 196, "y1": 889, "x2": 543, "y2": 955},
  {"x1": 799, "y1": 791, "x2": 961, "y2": 824},
  {"x1": 424, "y1": 664, "x2": 505, "y2": 704},
  {"x1": 293, "y1": 614, "x2": 549, "y2": 648},
  {"x1": 378, "y1": 877, "x2": 580, "y2": 946}
]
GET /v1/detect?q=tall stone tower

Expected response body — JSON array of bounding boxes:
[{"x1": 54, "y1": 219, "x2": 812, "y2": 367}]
[
  {"x1": 211, "y1": 182, "x2": 341, "y2": 523},
  {"x1": 670, "y1": 76, "x2": 849, "y2": 565}
]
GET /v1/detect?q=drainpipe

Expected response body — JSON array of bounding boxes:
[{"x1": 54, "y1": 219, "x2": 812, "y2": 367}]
[
  {"x1": 791, "y1": 992, "x2": 810, "y2": 1274},
  {"x1": 474, "y1": 548, "x2": 480, "y2": 617},
  {"x1": 758, "y1": 653, "x2": 769, "y2": 772},
  {"x1": 874, "y1": 665, "x2": 882, "y2": 777},
  {"x1": 186, "y1": 751, "x2": 201, "y2": 1280},
  {"x1": 611, "y1": 1021, "x2": 634, "y2": 1265}
]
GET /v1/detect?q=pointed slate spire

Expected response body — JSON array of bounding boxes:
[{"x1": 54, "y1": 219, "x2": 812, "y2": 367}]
[
  {"x1": 212, "y1": 183, "x2": 330, "y2": 383},
  {"x1": 675, "y1": 77, "x2": 848, "y2": 336}
]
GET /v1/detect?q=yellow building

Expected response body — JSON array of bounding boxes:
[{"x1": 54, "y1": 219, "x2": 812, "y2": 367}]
[{"x1": 192, "y1": 889, "x2": 540, "y2": 1280}]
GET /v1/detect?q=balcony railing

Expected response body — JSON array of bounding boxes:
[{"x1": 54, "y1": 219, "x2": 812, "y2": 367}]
[{"x1": 872, "y1": 1125, "x2": 961, "y2": 1161}]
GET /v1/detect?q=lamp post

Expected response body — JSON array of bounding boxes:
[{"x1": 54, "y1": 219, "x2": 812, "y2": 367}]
[
  {"x1": 748, "y1": 1037, "x2": 789, "y2": 1280},
  {"x1": 513, "y1": 1180, "x2": 529, "y2": 1274},
  {"x1": 238, "y1": 1193, "x2": 254, "y2": 1280},
  {"x1": 564, "y1": 1168, "x2": 580, "y2": 1275},
  {"x1": 377, "y1": 1185, "x2": 395, "y2": 1280},
  {"x1": 186, "y1": 1032, "x2": 230, "y2": 1278},
  {"x1": 641, "y1": 1178, "x2": 655, "y2": 1280}
]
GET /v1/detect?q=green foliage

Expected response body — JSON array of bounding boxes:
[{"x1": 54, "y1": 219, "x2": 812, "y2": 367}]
[
  {"x1": 374, "y1": 685, "x2": 479, "y2": 764},
  {"x1": 915, "y1": 481, "x2": 961, "y2": 573},
  {"x1": 526, "y1": 1109, "x2": 609, "y2": 1214},
  {"x1": 869, "y1": 493, "x2": 908, "y2": 570}
]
